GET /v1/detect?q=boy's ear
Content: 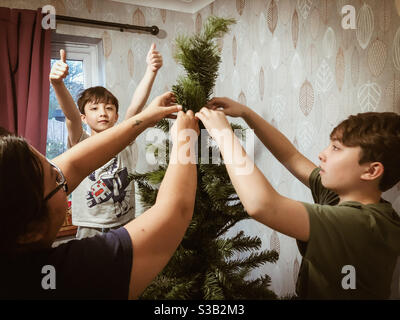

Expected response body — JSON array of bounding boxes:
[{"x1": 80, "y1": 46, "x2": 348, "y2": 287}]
[
  {"x1": 360, "y1": 162, "x2": 384, "y2": 181},
  {"x1": 81, "y1": 113, "x2": 87, "y2": 124}
]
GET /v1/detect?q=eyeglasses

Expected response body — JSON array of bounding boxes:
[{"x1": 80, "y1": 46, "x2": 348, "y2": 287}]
[{"x1": 44, "y1": 160, "x2": 68, "y2": 202}]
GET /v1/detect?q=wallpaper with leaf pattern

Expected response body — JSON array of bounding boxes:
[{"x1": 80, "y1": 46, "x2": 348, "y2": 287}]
[{"x1": 1, "y1": 0, "x2": 399, "y2": 298}]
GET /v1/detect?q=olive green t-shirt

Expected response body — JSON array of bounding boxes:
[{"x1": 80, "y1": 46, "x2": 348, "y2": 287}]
[{"x1": 296, "y1": 168, "x2": 400, "y2": 299}]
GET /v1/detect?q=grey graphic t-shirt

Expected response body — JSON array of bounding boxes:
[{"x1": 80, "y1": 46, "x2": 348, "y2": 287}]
[{"x1": 69, "y1": 131, "x2": 138, "y2": 228}]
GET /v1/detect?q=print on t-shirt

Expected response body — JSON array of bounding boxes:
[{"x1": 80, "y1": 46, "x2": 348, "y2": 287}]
[{"x1": 86, "y1": 157, "x2": 132, "y2": 217}]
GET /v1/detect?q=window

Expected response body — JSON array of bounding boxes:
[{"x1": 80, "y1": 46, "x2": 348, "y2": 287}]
[
  {"x1": 46, "y1": 33, "x2": 105, "y2": 160},
  {"x1": 46, "y1": 33, "x2": 105, "y2": 240}
]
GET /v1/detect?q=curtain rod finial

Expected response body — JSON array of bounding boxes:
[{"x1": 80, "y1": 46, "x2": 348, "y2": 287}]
[{"x1": 151, "y1": 26, "x2": 159, "y2": 35}]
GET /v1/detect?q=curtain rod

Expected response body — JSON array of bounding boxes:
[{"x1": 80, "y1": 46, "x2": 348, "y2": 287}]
[{"x1": 56, "y1": 15, "x2": 159, "y2": 35}]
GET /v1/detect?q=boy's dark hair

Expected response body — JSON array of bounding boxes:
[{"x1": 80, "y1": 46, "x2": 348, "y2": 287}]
[
  {"x1": 330, "y1": 112, "x2": 400, "y2": 192},
  {"x1": 0, "y1": 128, "x2": 48, "y2": 253},
  {"x1": 77, "y1": 86, "x2": 119, "y2": 114}
]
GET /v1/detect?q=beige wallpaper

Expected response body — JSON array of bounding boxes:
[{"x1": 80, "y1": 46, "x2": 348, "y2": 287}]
[{"x1": 1, "y1": 0, "x2": 399, "y2": 298}]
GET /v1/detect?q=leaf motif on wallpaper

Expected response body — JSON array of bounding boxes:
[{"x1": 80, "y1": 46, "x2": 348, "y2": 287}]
[
  {"x1": 323, "y1": 27, "x2": 336, "y2": 59},
  {"x1": 336, "y1": 0, "x2": 347, "y2": 15},
  {"x1": 238, "y1": 90, "x2": 247, "y2": 106},
  {"x1": 236, "y1": 0, "x2": 246, "y2": 16},
  {"x1": 351, "y1": 47, "x2": 359, "y2": 87},
  {"x1": 393, "y1": 27, "x2": 400, "y2": 71},
  {"x1": 320, "y1": 0, "x2": 328, "y2": 25},
  {"x1": 316, "y1": 59, "x2": 334, "y2": 94},
  {"x1": 232, "y1": 69, "x2": 241, "y2": 97},
  {"x1": 50, "y1": 0, "x2": 66, "y2": 15},
  {"x1": 297, "y1": 0, "x2": 313, "y2": 20},
  {"x1": 368, "y1": 39, "x2": 387, "y2": 78},
  {"x1": 279, "y1": 0, "x2": 292, "y2": 25},
  {"x1": 271, "y1": 95, "x2": 286, "y2": 123},
  {"x1": 267, "y1": 0, "x2": 278, "y2": 35},
  {"x1": 232, "y1": 35, "x2": 237, "y2": 67},
  {"x1": 378, "y1": 0, "x2": 391, "y2": 32},
  {"x1": 299, "y1": 80, "x2": 314, "y2": 116},
  {"x1": 247, "y1": 78, "x2": 258, "y2": 103},
  {"x1": 356, "y1": 3, "x2": 374, "y2": 50},
  {"x1": 103, "y1": 31, "x2": 112, "y2": 58},
  {"x1": 291, "y1": 53, "x2": 304, "y2": 89},
  {"x1": 259, "y1": 12, "x2": 267, "y2": 45},
  {"x1": 160, "y1": 9, "x2": 167, "y2": 23},
  {"x1": 251, "y1": 51, "x2": 260, "y2": 76},
  {"x1": 259, "y1": 67, "x2": 265, "y2": 101},
  {"x1": 270, "y1": 36, "x2": 281, "y2": 70},
  {"x1": 85, "y1": 0, "x2": 93, "y2": 13},
  {"x1": 396, "y1": 0, "x2": 400, "y2": 16},
  {"x1": 293, "y1": 257, "x2": 300, "y2": 284},
  {"x1": 385, "y1": 80, "x2": 400, "y2": 112},
  {"x1": 66, "y1": 0, "x2": 84, "y2": 11},
  {"x1": 128, "y1": 49, "x2": 134, "y2": 78},
  {"x1": 306, "y1": 43, "x2": 319, "y2": 75},
  {"x1": 292, "y1": 9, "x2": 299, "y2": 49},
  {"x1": 296, "y1": 120, "x2": 315, "y2": 153},
  {"x1": 132, "y1": 8, "x2": 145, "y2": 26},
  {"x1": 310, "y1": 8, "x2": 320, "y2": 41},
  {"x1": 195, "y1": 13, "x2": 202, "y2": 34},
  {"x1": 270, "y1": 231, "x2": 280, "y2": 254},
  {"x1": 276, "y1": 63, "x2": 289, "y2": 91},
  {"x1": 341, "y1": 27, "x2": 353, "y2": 51},
  {"x1": 358, "y1": 82, "x2": 382, "y2": 112},
  {"x1": 323, "y1": 93, "x2": 340, "y2": 129},
  {"x1": 336, "y1": 47, "x2": 345, "y2": 92}
]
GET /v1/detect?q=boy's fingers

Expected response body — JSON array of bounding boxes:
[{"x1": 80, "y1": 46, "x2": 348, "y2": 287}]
[
  {"x1": 195, "y1": 112, "x2": 205, "y2": 123},
  {"x1": 60, "y1": 49, "x2": 66, "y2": 63}
]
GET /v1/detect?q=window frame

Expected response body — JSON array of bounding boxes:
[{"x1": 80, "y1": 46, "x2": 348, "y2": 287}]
[{"x1": 50, "y1": 32, "x2": 105, "y2": 88}]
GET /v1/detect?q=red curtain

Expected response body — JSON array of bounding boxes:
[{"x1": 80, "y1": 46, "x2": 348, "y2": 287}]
[{"x1": 0, "y1": 7, "x2": 51, "y2": 154}]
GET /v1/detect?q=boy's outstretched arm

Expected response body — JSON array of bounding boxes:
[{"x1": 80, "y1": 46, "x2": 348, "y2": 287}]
[
  {"x1": 49, "y1": 49, "x2": 83, "y2": 147},
  {"x1": 124, "y1": 43, "x2": 163, "y2": 120},
  {"x1": 196, "y1": 108, "x2": 310, "y2": 242},
  {"x1": 124, "y1": 111, "x2": 199, "y2": 299},
  {"x1": 207, "y1": 97, "x2": 317, "y2": 188}
]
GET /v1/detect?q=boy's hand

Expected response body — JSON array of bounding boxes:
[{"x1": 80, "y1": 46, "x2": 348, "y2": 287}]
[
  {"x1": 146, "y1": 43, "x2": 163, "y2": 72},
  {"x1": 195, "y1": 108, "x2": 232, "y2": 143},
  {"x1": 49, "y1": 49, "x2": 69, "y2": 85},
  {"x1": 206, "y1": 97, "x2": 248, "y2": 118},
  {"x1": 171, "y1": 110, "x2": 200, "y2": 145},
  {"x1": 141, "y1": 92, "x2": 181, "y2": 126}
]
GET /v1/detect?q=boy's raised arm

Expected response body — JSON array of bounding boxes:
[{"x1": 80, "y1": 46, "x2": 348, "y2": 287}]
[
  {"x1": 124, "y1": 43, "x2": 163, "y2": 120},
  {"x1": 49, "y1": 49, "x2": 83, "y2": 147},
  {"x1": 207, "y1": 97, "x2": 317, "y2": 188},
  {"x1": 196, "y1": 108, "x2": 310, "y2": 242}
]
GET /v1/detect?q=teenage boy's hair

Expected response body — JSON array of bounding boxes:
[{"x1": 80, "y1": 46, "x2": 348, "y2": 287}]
[
  {"x1": 77, "y1": 86, "x2": 119, "y2": 114},
  {"x1": 330, "y1": 112, "x2": 400, "y2": 192}
]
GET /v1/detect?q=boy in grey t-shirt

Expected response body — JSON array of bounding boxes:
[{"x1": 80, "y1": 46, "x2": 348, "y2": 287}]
[{"x1": 50, "y1": 44, "x2": 163, "y2": 238}]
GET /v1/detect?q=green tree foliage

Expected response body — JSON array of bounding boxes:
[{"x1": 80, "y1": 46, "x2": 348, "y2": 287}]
[{"x1": 134, "y1": 16, "x2": 279, "y2": 300}]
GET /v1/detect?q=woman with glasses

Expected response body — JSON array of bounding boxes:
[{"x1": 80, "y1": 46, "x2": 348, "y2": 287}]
[{"x1": 0, "y1": 92, "x2": 199, "y2": 299}]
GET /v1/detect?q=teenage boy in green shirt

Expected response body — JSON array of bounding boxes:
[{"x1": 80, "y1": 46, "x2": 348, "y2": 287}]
[{"x1": 196, "y1": 97, "x2": 400, "y2": 299}]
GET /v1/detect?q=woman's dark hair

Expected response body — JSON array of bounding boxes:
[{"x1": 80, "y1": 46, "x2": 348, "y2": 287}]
[{"x1": 0, "y1": 128, "x2": 48, "y2": 253}]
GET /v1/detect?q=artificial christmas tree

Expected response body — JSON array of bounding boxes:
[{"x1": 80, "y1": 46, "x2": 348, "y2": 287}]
[{"x1": 134, "y1": 16, "x2": 279, "y2": 300}]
